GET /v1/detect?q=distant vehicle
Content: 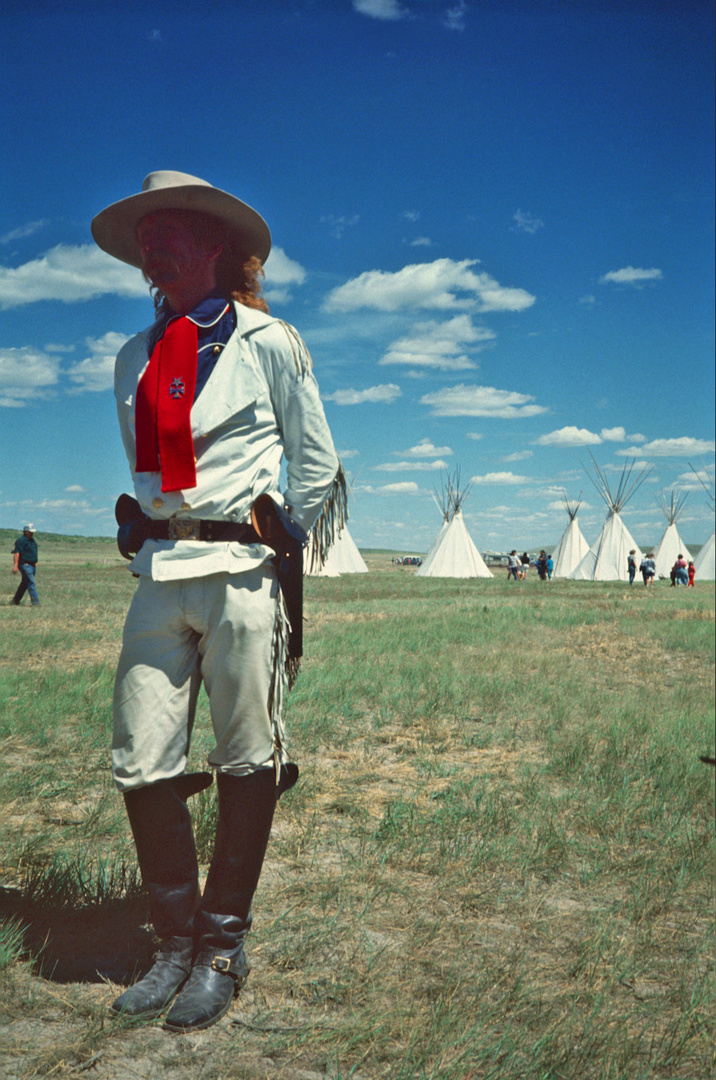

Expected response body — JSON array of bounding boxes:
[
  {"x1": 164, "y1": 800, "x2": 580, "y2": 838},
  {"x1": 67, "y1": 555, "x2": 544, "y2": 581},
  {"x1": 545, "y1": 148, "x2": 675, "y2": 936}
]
[
  {"x1": 392, "y1": 555, "x2": 423, "y2": 566},
  {"x1": 483, "y1": 551, "x2": 509, "y2": 567}
]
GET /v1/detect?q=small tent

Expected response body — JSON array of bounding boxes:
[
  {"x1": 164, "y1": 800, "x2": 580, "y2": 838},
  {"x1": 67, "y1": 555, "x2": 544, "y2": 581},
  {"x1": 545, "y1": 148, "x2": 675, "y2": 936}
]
[
  {"x1": 304, "y1": 530, "x2": 340, "y2": 576},
  {"x1": 690, "y1": 462, "x2": 715, "y2": 580},
  {"x1": 322, "y1": 524, "x2": 368, "y2": 574},
  {"x1": 653, "y1": 491, "x2": 692, "y2": 578},
  {"x1": 419, "y1": 477, "x2": 454, "y2": 572},
  {"x1": 693, "y1": 532, "x2": 715, "y2": 580},
  {"x1": 416, "y1": 472, "x2": 493, "y2": 579},
  {"x1": 570, "y1": 456, "x2": 650, "y2": 582},
  {"x1": 552, "y1": 494, "x2": 590, "y2": 578}
]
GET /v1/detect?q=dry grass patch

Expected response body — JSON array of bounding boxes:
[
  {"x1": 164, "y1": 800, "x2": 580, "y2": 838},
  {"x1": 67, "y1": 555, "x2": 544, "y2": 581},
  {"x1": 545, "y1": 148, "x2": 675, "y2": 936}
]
[{"x1": 0, "y1": 550, "x2": 713, "y2": 1079}]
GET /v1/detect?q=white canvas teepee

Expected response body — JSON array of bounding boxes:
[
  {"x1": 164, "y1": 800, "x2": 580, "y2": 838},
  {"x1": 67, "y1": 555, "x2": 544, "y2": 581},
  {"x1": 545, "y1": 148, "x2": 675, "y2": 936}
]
[
  {"x1": 570, "y1": 456, "x2": 650, "y2": 582},
  {"x1": 552, "y1": 494, "x2": 590, "y2": 578},
  {"x1": 653, "y1": 491, "x2": 691, "y2": 578},
  {"x1": 416, "y1": 472, "x2": 493, "y2": 579},
  {"x1": 419, "y1": 477, "x2": 453, "y2": 569},
  {"x1": 694, "y1": 532, "x2": 715, "y2": 580},
  {"x1": 303, "y1": 530, "x2": 340, "y2": 576},
  {"x1": 322, "y1": 524, "x2": 368, "y2": 574},
  {"x1": 690, "y1": 462, "x2": 715, "y2": 580}
]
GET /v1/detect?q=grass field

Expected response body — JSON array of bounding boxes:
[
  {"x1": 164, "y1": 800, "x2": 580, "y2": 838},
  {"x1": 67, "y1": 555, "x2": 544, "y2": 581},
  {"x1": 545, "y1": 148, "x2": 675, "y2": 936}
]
[{"x1": 0, "y1": 537, "x2": 714, "y2": 1080}]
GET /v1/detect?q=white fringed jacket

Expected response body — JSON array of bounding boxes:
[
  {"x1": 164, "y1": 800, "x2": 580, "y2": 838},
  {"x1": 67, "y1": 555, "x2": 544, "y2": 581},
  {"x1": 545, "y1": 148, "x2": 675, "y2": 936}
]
[{"x1": 114, "y1": 301, "x2": 341, "y2": 581}]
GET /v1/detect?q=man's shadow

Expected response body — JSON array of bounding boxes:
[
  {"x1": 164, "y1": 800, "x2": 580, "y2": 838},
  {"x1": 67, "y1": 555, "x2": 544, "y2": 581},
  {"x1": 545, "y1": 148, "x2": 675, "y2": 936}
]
[{"x1": 0, "y1": 884, "x2": 155, "y2": 985}]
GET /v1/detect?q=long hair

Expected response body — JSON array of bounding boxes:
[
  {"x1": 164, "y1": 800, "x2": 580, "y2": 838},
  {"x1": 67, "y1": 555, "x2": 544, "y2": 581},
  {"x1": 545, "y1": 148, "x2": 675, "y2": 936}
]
[{"x1": 146, "y1": 210, "x2": 270, "y2": 316}]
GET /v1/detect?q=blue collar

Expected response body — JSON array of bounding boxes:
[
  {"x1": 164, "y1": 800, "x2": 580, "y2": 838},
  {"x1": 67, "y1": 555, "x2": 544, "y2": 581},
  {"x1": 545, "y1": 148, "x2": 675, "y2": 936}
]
[{"x1": 169, "y1": 290, "x2": 229, "y2": 328}]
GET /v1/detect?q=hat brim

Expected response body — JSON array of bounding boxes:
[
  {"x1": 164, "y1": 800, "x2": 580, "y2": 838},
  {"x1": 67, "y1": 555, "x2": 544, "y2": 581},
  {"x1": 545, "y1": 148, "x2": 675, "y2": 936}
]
[{"x1": 91, "y1": 183, "x2": 271, "y2": 268}]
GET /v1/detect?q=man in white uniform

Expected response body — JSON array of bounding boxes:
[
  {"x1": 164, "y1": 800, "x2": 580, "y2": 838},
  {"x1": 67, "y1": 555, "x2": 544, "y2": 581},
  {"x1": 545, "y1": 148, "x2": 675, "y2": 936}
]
[{"x1": 91, "y1": 172, "x2": 342, "y2": 1031}]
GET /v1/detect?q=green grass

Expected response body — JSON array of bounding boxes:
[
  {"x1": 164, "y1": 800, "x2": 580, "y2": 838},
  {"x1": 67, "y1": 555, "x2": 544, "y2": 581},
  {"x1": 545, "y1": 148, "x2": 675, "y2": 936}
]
[{"x1": 0, "y1": 543, "x2": 713, "y2": 1079}]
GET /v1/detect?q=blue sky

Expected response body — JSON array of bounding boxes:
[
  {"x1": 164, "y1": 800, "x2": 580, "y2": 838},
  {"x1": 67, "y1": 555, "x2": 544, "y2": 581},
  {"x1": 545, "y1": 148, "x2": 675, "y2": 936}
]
[{"x1": 1, "y1": 0, "x2": 714, "y2": 552}]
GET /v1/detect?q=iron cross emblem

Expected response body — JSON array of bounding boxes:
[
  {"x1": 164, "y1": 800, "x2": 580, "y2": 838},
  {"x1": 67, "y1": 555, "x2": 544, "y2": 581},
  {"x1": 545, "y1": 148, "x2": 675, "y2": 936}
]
[{"x1": 169, "y1": 378, "x2": 185, "y2": 399}]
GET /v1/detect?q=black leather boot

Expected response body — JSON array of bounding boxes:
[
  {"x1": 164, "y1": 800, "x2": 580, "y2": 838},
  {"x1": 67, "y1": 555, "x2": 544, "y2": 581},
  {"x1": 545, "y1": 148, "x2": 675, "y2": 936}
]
[
  {"x1": 164, "y1": 768, "x2": 278, "y2": 1032},
  {"x1": 110, "y1": 774, "x2": 209, "y2": 1020}
]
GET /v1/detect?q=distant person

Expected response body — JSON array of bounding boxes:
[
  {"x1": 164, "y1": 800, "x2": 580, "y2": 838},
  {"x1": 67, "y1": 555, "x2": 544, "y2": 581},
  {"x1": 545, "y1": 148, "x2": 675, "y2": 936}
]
[
  {"x1": 546, "y1": 554, "x2": 554, "y2": 580},
  {"x1": 537, "y1": 550, "x2": 548, "y2": 580},
  {"x1": 520, "y1": 552, "x2": 530, "y2": 579},
  {"x1": 641, "y1": 553, "x2": 656, "y2": 586},
  {"x1": 507, "y1": 550, "x2": 521, "y2": 581},
  {"x1": 688, "y1": 560, "x2": 696, "y2": 587},
  {"x1": 627, "y1": 549, "x2": 637, "y2": 585},
  {"x1": 672, "y1": 554, "x2": 688, "y2": 586},
  {"x1": 11, "y1": 524, "x2": 40, "y2": 606}
]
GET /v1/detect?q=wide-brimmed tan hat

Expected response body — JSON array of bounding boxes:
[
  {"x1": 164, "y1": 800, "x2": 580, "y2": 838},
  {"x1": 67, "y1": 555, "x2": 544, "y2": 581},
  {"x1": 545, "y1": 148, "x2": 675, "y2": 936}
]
[{"x1": 91, "y1": 171, "x2": 271, "y2": 267}]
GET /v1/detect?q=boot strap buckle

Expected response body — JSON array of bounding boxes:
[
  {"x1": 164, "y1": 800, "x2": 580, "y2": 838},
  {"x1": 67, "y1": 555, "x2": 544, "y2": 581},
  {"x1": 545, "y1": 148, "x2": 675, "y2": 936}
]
[{"x1": 212, "y1": 955, "x2": 232, "y2": 973}]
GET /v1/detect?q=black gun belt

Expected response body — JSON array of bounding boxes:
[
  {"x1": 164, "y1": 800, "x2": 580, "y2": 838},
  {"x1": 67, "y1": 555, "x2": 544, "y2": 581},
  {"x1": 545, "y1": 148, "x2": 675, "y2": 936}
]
[{"x1": 145, "y1": 519, "x2": 261, "y2": 544}]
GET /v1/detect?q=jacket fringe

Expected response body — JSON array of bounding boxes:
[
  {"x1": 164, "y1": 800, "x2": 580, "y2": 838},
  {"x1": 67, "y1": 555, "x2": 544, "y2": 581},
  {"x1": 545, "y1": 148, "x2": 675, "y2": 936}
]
[
  {"x1": 305, "y1": 465, "x2": 349, "y2": 574},
  {"x1": 268, "y1": 591, "x2": 294, "y2": 778},
  {"x1": 279, "y1": 320, "x2": 313, "y2": 376}
]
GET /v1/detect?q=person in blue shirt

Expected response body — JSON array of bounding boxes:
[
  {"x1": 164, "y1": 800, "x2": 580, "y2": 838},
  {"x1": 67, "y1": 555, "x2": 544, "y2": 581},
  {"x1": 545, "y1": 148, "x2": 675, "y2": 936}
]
[{"x1": 11, "y1": 524, "x2": 40, "y2": 606}]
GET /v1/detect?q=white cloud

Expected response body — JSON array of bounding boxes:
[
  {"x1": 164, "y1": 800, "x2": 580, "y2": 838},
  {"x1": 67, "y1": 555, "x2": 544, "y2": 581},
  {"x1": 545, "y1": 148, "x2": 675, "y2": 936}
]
[
  {"x1": 512, "y1": 209, "x2": 544, "y2": 234},
  {"x1": 33, "y1": 497, "x2": 105, "y2": 516},
  {"x1": 0, "y1": 244, "x2": 147, "y2": 309},
  {"x1": 66, "y1": 332, "x2": 129, "y2": 393},
  {"x1": 324, "y1": 258, "x2": 535, "y2": 314},
  {"x1": 466, "y1": 432, "x2": 483, "y2": 441},
  {"x1": 421, "y1": 384, "x2": 547, "y2": 419},
  {"x1": 471, "y1": 472, "x2": 530, "y2": 485},
  {"x1": 338, "y1": 449, "x2": 360, "y2": 459},
  {"x1": 676, "y1": 467, "x2": 715, "y2": 492},
  {"x1": 533, "y1": 426, "x2": 602, "y2": 447},
  {"x1": 320, "y1": 214, "x2": 360, "y2": 239},
  {"x1": 600, "y1": 426, "x2": 626, "y2": 442},
  {"x1": 599, "y1": 266, "x2": 663, "y2": 285},
  {"x1": 444, "y1": 0, "x2": 468, "y2": 31},
  {"x1": 376, "y1": 481, "x2": 420, "y2": 494},
  {"x1": 410, "y1": 237, "x2": 432, "y2": 247},
  {"x1": 617, "y1": 437, "x2": 715, "y2": 458},
  {"x1": 399, "y1": 438, "x2": 453, "y2": 458},
  {"x1": 263, "y1": 246, "x2": 307, "y2": 287},
  {"x1": 353, "y1": 0, "x2": 409, "y2": 19},
  {"x1": 579, "y1": 295, "x2": 597, "y2": 305},
  {"x1": 374, "y1": 459, "x2": 451, "y2": 473},
  {"x1": 65, "y1": 485, "x2": 85, "y2": 492},
  {"x1": 379, "y1": 314, "x2": 494, "y2": 371},
  {"x1": 547, "y1": 499, "x2": 592, "y2": 511},
  {"x1": 45, "y1": 343, "x2": 76, "y2": 354},
  {"x1": 0, "y1": 346, "x2": 61, "y2": 406},
  {"x1": 503, "y1": 450, "x2": 533, "y2": 462},
  {"x1": 1, "y1": 220, "x2": 47, "y2": 245},
  {"x1": 323, "y1": 384, "x2": 402, "y2": 406},
  {"x1": 403, "y1": 210, "x2": 420, "y2": 222}
]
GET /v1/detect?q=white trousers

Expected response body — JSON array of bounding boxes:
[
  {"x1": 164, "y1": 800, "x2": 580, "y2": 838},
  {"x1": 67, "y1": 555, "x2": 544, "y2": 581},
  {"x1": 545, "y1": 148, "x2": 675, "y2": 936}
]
[{"x1": 112, "y1": 565, "x2": 287, "y2": 792}]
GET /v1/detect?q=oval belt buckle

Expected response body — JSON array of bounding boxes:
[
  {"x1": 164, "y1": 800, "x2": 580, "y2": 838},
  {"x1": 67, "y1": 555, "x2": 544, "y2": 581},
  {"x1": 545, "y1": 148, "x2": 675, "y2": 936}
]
[{"x1": 169, "y1": 518, "x2": 201, "y2": 540}]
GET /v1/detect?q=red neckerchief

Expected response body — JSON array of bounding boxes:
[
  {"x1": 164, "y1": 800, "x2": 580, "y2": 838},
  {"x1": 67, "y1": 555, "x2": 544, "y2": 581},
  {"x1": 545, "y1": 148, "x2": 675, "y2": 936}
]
[{"x1": 135, "y1": 315, "x2": 198, "y2": 492}]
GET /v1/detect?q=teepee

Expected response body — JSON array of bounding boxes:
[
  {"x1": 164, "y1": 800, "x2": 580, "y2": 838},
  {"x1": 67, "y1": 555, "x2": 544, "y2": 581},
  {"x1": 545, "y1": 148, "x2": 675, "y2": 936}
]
[
  {"x1": 416, "y1": 471, "x2": 493, "y2": 578},
  {"x1": 570, "y1": 456, "x2": 650, "y2": 581},
  {"x1": 420, "y1": 474, "x2": 454, "y2": 568},
  {"x1": 322, "y1": 524, "x2": 368, "y2": 574},
  {"x1": 552, "y1": 493, "x2": 590, "y2": 577},
  {"x1": 690, "y1": 462, "x2": 715, "y2": 580},
  {"x1": 653, "y1": 491, "x2": 692, "y2": 578},
  {"x1": 304, "y1": 529, "x2": 340, "y2": 576}
]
